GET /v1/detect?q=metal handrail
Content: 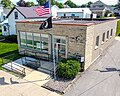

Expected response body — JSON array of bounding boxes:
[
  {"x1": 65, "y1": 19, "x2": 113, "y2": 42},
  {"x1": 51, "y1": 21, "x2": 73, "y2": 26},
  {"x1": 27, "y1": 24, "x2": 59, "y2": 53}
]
[{"x1": 4, "y1": 62, "x2": 26, "y2": 76}]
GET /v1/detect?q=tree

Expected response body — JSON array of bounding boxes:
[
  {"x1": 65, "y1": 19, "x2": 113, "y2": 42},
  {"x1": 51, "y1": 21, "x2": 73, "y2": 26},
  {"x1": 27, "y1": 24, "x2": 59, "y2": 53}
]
[
  {"x1": 81, "y1": 4, "x2": 87, "y2": 8},
  {"x1": 87, "y1": 1, "x2": 93, "y2": 8},
  {"x1": 114, "y1": 0, "x2": 120, "y2": 10},
  {"x1": 17, "y1": 0, "x2": 26, "y2": 7},
  {"x1": 26, "y1": 2, "x2": 35, "y2": 7},
  {"x1": 51, "y1": 0, "x2": 55, "y2": 5},
  {"x1": 36, "y1": 0, "x2": 46, "y2": 5},
  {"x1": 55, "y1": 1, "x2": 64, "y2": 8},
  {"x1": 1, "y1": 0, "x2": 12, "y2": 8},
  {"x1": 64, "y1": 0, "x2": 77, "y2": 8}
]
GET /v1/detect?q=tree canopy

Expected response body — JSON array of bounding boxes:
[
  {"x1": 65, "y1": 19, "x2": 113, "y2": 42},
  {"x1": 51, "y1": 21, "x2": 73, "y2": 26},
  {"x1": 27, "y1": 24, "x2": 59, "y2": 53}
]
[
  {"x1": 17, "y1": 0, "x2": 35, "y2": 7},
  {"x1": 25, "y1": 2, "x2": 35, "y2": 7},
  {"x1": 114, "y1": 0, "x2": 120, "y2": 10},
  {"x1": 36, "y1": 0, "x2": 46, "y2": 5},
  {"x1": 64, "y1": 0, "x2": 77, "y2": 8},
  {"x1": 1, "y1": 0, "x2": 12, "y2": 8},
  {"x1": 17, "y1": 0, "x2": 26, "y2": 7},
  {"x1": 80, "y1": 1, "x2": 93, "y2": 8}
]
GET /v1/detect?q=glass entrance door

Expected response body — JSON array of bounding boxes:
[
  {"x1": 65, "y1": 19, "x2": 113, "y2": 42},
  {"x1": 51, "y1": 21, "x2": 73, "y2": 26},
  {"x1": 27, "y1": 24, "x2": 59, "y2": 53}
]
[
  {"x1": 54, "y1": 36, "x2": 67, "y2": 62},
  {"x1": 54, "y1": 43, "x2": 67, "y2": 61}
]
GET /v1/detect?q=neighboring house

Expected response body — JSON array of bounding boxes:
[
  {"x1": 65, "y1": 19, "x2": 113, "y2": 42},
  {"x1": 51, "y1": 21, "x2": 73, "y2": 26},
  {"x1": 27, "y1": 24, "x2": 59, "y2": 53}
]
[
  {"x1": 109, "y1": 6, "x2": 120, "y2": 16},
  {"x1": 0, "y1": 4, "x2": 3, "y2": 23},
  {"x1": 51, "y1": 5, "x2": 59, "y2": 19},
  {"x1": 5, "y1": 7, "x2": 49, "y2": 36},
  {"x1": 57, "y1": 8, "x2": 95, "y2": 18},
  {"x1": 16, "y1": 18, "x2": 117, "y2": 70},
  {"x1": 90, "y1": 0, "x2": 111, "y2": 17},
  {"x1": 0, "y1": 8, "x2": 11, "y2": 36}
]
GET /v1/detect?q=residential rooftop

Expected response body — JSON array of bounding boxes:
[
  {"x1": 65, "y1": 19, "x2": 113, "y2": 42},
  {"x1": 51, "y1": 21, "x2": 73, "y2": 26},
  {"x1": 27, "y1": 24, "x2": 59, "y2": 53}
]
[{"x1": 16, "y1": 18, "x2": 117, "y2": 26}]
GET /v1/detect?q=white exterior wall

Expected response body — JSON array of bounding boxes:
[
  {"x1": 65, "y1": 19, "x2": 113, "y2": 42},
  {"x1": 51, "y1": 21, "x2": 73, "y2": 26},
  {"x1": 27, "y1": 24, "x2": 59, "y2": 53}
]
[
  {"x1": 57, "y1": 12, "x2": 84, "y2": 18},
  {"x1": 8, "y1": 9, "x2": 25, "y2": 35},
  {"x1": 51, "y1": 5, "x2": 59, "y2": 18},
  {"x1": 0, "y1": 7, "x2": 3, "y2": 22}
]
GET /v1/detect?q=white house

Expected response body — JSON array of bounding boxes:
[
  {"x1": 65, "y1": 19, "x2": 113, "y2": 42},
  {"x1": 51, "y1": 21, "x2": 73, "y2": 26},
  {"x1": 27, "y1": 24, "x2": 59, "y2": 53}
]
[
  {"x1": 51, "y1": 5, "x2": 59, "y2": 19},
  {"x1": 57, "y1": 8, "x2": 94, "y2": 18},
  {"x1": 0, "y1": 8, "x2": 11, "y2": 36},
  {"x1": 90, "y1": 0, "x2": 111, "y2": 17},
  {"x1": 0, "y1": 4, "x2": 3, "y2": 23},
  {"x1": 3, "y1": 7, "x2": 49, "y2": 35}
]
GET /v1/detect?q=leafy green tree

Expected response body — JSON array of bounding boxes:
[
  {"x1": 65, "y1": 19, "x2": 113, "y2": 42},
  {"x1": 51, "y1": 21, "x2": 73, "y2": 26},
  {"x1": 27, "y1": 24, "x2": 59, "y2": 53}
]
[
  {"x1": 55, "y1": 1, "x2": 64, "y2": 8},
  {"x1": 81, "y1": 4, "x2": 87, "y2": 8},
  {"x1": 1, "y1": 0, "x2": 12, "y2": 8},
  {"x1": 51, "y1": 0, "x2": 55, "y2": 5},
  {"x1": 87, "y1": 1, "x2": 93, "y2": 8},
  {"x1": 36, "y1": 0, "x2": 46, "y2": 5},
  {"x1": 17, "y1": 0, "x2": 26, "y2": 7},
  {"x1": 26, "y1": 2, "x2": 35, "y2": 7},
  {"x1": 114, "y1": 0, "x2": 120, "y2": 10},
  {"x1": 64, "y1": 0, "x2": 77, "y2": 8}
]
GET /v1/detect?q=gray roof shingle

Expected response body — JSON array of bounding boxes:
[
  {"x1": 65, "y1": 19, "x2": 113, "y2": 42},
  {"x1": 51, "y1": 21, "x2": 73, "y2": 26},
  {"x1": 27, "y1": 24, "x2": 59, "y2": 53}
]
[{"x1": 6, "y1": 6, "x2": 49, "y2": 19}]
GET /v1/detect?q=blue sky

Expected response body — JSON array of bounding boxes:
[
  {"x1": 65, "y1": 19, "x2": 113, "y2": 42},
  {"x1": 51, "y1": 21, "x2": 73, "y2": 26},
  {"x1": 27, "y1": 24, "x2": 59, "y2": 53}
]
[{"x1": 11, "y1": 0, "x2": 118, "y2": 5}]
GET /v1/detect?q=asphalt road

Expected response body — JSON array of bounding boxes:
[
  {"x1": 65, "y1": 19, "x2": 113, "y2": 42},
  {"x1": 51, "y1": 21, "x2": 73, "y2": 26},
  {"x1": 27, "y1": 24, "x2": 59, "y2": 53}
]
[{"x1": 64, "y1": 37, "x2": 120, "y2": 96}]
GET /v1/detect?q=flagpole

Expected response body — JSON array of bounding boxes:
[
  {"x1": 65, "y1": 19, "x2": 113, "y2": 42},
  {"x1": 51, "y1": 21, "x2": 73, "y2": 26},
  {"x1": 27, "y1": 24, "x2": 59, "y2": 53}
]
[{"x1": 49, "y1": 0, "x2": 56, "y2": 79}]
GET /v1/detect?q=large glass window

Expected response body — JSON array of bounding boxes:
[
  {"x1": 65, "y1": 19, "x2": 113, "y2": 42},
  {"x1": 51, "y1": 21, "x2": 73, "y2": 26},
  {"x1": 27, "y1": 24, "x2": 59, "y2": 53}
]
[
  {"x1": 41, "y1": 34, "x2": 49, "y2": 52},
  {"x1": 26, "y1": 33, "x2": 33, "y2": 48},
  {"x1": 19, "y1": 32, "x2": 49, "y2": 53},
  {"x1": 20, "y1": 32, "x2": 26, "y2": 47},
  {"x1": 33, "y1": 33, "x2": 41, "y2": 50}
]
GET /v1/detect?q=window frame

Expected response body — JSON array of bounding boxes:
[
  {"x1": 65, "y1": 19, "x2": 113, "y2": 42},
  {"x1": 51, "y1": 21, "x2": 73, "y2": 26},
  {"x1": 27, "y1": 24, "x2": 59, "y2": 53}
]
[
  {"x1": 4, "y1": 26, "x2": 7, "y2": 31},
  {"x1": 14, "y1": 11, "x2": 18, "y2": 19},
  {"x1": 102, "y1": 33, "x2": 105, "y2": 44},
  {"x1": 95, "y1": 36, "x2": 99, "y2": 49},
  {"x1": 106, "y1": 31, "x2": 109, "y2": 40},
  {"x1": 110, "y1": 29, "x2": 113, "y2": 37}
]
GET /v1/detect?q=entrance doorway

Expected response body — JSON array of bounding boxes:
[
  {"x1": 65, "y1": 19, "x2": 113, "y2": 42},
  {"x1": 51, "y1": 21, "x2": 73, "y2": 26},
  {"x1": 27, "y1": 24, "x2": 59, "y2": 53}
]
[{"x1": 54, "y1": 36, "x2": 67, "y2": 62}]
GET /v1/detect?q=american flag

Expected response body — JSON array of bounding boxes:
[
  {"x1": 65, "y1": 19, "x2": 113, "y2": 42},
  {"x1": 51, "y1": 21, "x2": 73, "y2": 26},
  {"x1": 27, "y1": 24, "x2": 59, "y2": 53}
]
[{"x1": 35, "y1": 1, "x2": 50, "y2": 16}]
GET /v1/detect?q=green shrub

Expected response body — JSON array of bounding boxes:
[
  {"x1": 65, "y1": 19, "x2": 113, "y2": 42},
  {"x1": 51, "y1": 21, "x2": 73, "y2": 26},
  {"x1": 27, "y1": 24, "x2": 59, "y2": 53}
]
[
  {"x1": 5, "y1": 35, "x2": 17, "y2": 43},
  {"x1": 57, "y1": 58, "x2": 81, "y2": 79},
  {"x1": 116, "y1": 20, "x2": 120, "y2": 36}
]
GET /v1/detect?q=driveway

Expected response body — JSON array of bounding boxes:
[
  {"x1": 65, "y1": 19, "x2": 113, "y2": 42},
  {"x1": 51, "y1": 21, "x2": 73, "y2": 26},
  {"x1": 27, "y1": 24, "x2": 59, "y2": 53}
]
[{"x1": 64, "y1": 37, "x2": 120, "y2": 96}]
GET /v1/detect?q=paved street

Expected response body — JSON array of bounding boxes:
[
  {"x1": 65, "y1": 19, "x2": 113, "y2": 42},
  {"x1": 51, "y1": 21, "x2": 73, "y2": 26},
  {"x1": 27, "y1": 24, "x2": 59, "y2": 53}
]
[{"x1": 64, "y1": 37, "x2": 120, "y2": 96}]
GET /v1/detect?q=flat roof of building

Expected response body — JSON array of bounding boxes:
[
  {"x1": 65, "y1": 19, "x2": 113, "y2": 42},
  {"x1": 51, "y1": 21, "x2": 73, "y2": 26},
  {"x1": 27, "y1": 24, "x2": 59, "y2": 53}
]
[{"x1": 16, "y1": 18, "x2": 117, "y2": 26}]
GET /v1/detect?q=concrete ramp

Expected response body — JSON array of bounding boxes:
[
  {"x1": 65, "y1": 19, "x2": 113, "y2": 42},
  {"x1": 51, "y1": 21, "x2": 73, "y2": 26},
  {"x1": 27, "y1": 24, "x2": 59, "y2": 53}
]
[{"x1": 23, "y1": 70, "x2": 50, "y2": 86}]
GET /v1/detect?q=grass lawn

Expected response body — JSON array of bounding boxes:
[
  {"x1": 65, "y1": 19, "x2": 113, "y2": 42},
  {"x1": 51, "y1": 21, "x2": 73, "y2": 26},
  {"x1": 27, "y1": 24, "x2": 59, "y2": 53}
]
[
  {"x1": 116, "y1": 20, "x2": 120, "y2": 36},
  {"x1": 0, "y1": 40, "x2": 22, "y2": 69}
]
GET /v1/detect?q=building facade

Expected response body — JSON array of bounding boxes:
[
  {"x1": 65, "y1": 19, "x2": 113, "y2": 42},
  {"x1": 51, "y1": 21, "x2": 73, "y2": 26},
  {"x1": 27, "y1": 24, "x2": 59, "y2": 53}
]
[
  {"x1": 90, "y1": 0, "x2": 111, "y2": 18},
  {"x1": 57, "y1": 8, "x2": 94, "y2": 18},
  {"x1": 16, "y1": 19, "x2": 118, "y2": 70}
]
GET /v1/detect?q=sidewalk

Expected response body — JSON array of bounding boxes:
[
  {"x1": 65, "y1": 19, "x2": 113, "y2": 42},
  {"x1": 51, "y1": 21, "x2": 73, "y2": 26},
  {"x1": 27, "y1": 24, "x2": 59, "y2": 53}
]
[{"x1": 0, "y1": 70, "x2": 61, "y2": 96}]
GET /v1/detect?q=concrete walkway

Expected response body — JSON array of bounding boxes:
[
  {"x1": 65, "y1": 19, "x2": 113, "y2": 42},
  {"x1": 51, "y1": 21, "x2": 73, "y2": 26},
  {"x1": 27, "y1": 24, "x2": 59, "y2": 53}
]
[
  {"x1": 0, "y1": 70, "x2": 61, "y2": 96},
  {"x1": 64, "y1": 38, "x2": 120, "y2": 96}
]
